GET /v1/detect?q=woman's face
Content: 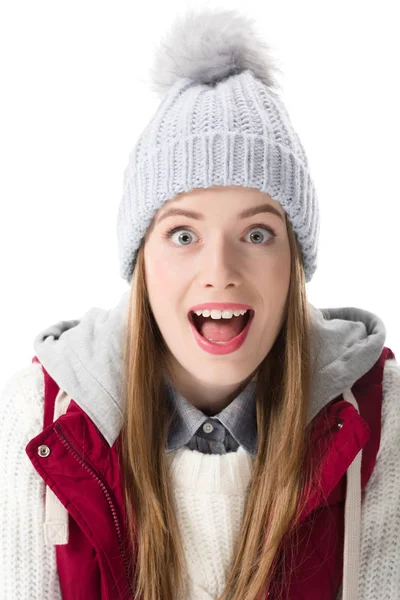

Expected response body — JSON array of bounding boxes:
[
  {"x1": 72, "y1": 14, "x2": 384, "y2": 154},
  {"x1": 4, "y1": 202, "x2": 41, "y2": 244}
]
[{"x1": 143, "y1": 185, "x2": 291, "y2": 405}]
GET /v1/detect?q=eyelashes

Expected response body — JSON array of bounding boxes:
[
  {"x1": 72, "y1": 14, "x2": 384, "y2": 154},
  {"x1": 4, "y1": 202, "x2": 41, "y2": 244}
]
[{"x1": 162, "y1": 223, "x2": 278, "y2": 246}]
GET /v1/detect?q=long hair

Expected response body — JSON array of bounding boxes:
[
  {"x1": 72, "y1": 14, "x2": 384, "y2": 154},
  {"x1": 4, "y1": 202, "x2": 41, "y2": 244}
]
[{"x1": 118, "y1": 212, "x2": 319, "y2": 600}]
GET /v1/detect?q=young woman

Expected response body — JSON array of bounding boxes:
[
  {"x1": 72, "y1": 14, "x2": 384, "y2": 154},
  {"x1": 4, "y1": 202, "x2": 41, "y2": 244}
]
[{"x1": 1, "y1": 8, "x2": 399, "y2": 600}]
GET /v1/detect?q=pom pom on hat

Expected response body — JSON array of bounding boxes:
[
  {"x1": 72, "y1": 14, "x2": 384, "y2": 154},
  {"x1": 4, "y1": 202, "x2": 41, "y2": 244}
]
[
  {"x1": 149, "y1": 8, "x2": 283, "y2": 99},
  {"x1": 117, "y1": 9, "x2": 320, "y2": 285}
]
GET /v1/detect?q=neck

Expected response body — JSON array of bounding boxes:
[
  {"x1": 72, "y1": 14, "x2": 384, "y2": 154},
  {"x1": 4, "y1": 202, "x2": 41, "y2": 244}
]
[{"x1": 164, "y1": 362, "x2": 258, "y2": 415}]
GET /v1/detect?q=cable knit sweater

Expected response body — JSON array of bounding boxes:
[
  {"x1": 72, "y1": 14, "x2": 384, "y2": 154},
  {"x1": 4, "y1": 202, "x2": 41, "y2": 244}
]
[{"x1": 1, "y1": 359, "x2": 400, "y2": 599}]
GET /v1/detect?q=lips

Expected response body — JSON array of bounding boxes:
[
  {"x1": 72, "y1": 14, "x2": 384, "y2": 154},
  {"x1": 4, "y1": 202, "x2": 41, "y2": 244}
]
[{"x1": 188, "y1": 309, "x2": 255, "y2": 355}]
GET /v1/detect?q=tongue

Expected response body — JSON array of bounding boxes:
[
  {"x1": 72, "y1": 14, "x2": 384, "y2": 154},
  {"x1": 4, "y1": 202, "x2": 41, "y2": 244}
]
[{"x1": 199, "y1": 315, "x2": 246, "y2": 342}]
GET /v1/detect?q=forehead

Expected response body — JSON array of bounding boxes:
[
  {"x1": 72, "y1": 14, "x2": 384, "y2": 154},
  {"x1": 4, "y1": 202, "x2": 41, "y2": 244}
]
[{"x1": 161, "y1": 186, "x2": 284, "y2": 215}]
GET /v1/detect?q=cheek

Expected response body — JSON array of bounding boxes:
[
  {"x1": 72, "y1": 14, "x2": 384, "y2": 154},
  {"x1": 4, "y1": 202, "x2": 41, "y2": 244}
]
[
  {"x1": 144, "y1": 255, "x2": 188, "y2": 336},
  {"x1": 145, "y1": 249, "x2": 185, "y2": 298},
  {"x1": 269, "y1": 243, "x2": 291, "y2": 280},
  {"x1": 150, "y1": 259, "x2": 179, "y2": 286},
  {"x1": 275, "y1": 253, "x2": 291, "y2": 285},
  {"x1": 254, "y1": 252, "x2": 291, "y2": 305}
]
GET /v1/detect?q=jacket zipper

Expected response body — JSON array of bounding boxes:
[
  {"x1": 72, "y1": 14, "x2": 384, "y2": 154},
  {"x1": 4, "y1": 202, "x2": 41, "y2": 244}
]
[{"x1": 53, "y1": 424, "x2": 134, "y2": 597}]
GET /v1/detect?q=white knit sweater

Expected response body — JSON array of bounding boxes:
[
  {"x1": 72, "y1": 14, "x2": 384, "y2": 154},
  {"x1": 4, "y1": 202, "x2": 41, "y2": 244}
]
[{"x1": 1, "y1": 359, "x2": 400, "y2": 599}]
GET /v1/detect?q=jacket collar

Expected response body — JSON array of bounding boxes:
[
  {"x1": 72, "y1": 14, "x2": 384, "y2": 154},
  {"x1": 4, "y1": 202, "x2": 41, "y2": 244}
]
[{"x1": 32, "y1": 289, "x2": 387, "y2": 447}]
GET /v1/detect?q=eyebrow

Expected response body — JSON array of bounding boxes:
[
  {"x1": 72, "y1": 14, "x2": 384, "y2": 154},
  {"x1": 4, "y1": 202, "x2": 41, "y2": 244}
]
[{"x1": 156, "y1": 203, "x2": 284, "y2": 225}]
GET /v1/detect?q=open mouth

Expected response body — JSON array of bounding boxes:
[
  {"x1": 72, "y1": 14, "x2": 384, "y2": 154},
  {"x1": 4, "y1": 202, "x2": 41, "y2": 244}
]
[{"x1": 188, "y1": 310, "x2": 254, "y2": 340}]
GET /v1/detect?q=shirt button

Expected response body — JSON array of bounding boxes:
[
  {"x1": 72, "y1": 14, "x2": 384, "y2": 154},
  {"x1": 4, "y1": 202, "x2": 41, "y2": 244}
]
[
  {"x1": 38, "y1": 444, "x2": 51, "y2": 457},
  {"x1": 203, "y1": 422, "x2": 214, "y2": 434},
  {"x1": 337, "y1": 419, "x2": 344, "y2": 429}
]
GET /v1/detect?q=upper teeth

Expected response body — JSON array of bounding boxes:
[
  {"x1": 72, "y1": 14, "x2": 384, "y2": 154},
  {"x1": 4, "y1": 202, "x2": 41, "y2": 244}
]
[{"x1": 192, "y1": 308, "x2": 249, "y2": 319}]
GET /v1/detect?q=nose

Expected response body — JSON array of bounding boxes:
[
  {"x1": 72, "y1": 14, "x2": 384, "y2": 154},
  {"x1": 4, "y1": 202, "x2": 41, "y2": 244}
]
[{"x1": 197, "y1": 235, "x2": 242, "y2": 289}]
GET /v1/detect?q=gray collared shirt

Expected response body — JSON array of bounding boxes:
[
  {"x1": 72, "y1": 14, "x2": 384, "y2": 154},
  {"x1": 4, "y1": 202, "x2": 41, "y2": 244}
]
[{"x1": 164, "y1": 377, "x2": 258, "y2": 457}]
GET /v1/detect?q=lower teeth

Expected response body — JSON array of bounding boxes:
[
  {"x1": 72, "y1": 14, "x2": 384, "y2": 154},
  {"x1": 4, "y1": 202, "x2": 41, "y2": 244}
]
[{"x1": 205, "y1": 338, "x2": 229, "y2": 344}]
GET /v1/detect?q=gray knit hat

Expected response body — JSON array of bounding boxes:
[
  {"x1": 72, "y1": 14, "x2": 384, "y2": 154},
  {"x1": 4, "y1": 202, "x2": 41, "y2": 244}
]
[{"x1": 117, "y1": 8, "x2": 320, "y2": 284}]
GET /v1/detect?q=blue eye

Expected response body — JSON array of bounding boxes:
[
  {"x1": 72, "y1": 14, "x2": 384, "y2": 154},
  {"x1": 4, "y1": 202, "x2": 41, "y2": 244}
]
[
  {"x1": 163, "y1": 224, "x2": 277, "y2": 246},
  {"x1": 243, "y1": 226, "x2": 276, "y2": 245},
  {"x1": 165, "y1": 227, "x2": 199, "y2": 246}
]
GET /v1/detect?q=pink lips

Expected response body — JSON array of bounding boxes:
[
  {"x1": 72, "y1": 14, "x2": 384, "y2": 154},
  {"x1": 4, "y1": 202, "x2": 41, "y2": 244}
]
[{"x1": 188, "y1": 309, "x2": 254, "y2": 355}]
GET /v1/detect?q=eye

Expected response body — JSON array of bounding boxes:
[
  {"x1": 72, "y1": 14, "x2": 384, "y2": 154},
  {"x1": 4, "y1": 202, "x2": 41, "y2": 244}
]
[
  {"x1": 164, "y1": 227, "x2": 199, "y2": 246},
  {"x1": 243, "y1": 225, "x2": 276, "y2": 245},
  {"x1": 163, "y1": 224, "x2": 277, "y2": 246}
]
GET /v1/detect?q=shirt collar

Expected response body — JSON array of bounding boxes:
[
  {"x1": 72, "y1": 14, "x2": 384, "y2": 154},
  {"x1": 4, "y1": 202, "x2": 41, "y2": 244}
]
[{"x1": 164, "y1": 376, "x2": 258, "y2": 457}]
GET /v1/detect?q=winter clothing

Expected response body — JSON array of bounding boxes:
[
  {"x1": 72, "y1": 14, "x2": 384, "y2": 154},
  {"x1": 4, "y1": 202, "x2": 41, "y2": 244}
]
[
  {"x1": 1, "y1": 289, "x2": 399, "y2": 599},
  {"x1": 116, "y1": 8, "x2": 320, "y2": 284},
  {"x1": 1, "y1": 7, "x2": 398, "y2": 600},
  {"x1": 164, "y1": 373, "x2": 258, "y2": 455}
]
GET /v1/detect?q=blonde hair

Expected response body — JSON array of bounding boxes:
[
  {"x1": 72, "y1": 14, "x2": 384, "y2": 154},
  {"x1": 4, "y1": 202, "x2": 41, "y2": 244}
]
[{"x1": 118, "y1": 213, "x2": 318, "y2": 600}]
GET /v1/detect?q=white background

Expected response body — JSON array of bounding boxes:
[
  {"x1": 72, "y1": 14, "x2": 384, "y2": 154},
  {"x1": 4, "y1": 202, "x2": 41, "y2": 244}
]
[{"x1": 0, "y1": 0, "x2": 399, "y2": 387}]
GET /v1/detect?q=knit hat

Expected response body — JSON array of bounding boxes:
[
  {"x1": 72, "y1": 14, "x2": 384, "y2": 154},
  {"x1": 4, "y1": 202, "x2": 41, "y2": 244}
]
[{"x1": 116, "y1": 8, "x2": 320, "y2": 284}]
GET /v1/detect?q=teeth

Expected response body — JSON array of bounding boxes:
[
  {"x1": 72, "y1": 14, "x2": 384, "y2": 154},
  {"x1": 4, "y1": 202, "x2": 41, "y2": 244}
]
[{"x1": 192, "y1": 308, "x2": 249, "y2": 319}]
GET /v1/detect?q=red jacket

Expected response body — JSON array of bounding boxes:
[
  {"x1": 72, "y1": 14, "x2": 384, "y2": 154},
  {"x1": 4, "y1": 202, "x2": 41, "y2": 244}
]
[{"x1": 25, "y1": 346, "x2": 395, "y2": 600}]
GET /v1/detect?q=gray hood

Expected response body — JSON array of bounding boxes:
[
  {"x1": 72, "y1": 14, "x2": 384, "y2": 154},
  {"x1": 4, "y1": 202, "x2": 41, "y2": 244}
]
[{"x1": 33, "y1": 289, "x2": 387, "y2": 447}]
